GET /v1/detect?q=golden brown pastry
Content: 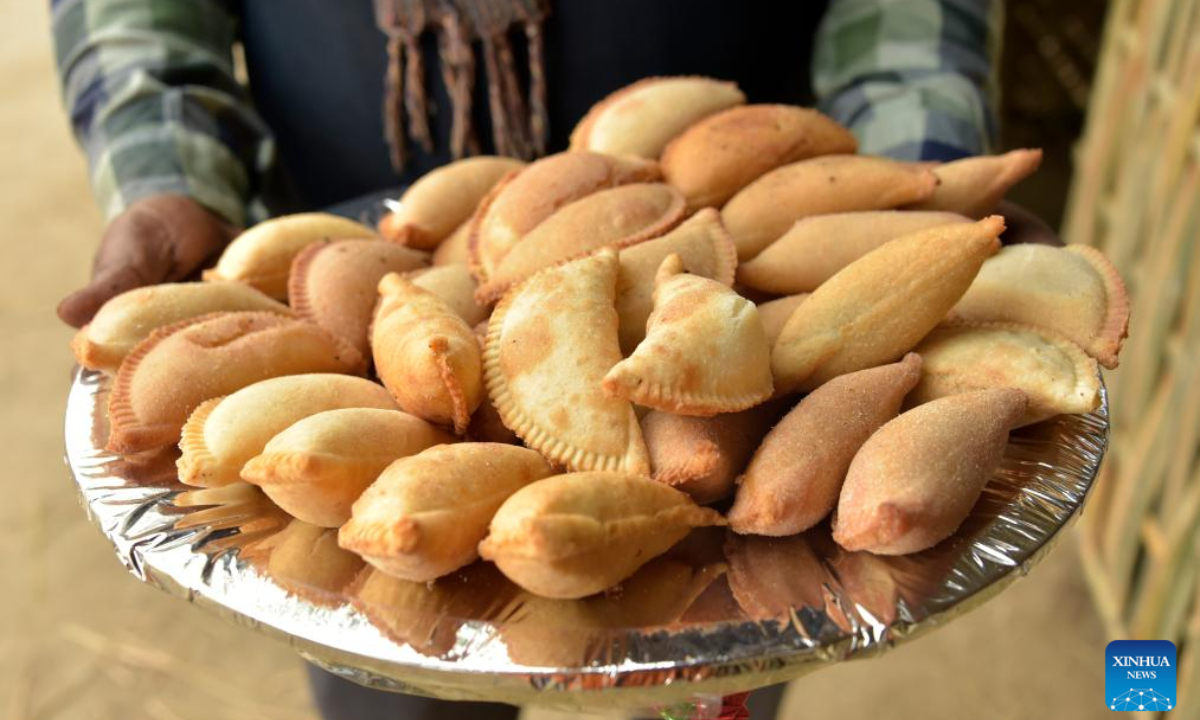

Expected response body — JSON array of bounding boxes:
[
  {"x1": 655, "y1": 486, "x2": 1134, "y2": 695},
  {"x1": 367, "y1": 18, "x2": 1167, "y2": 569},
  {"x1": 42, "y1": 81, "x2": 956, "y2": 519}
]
[
  {"x1": 468, "y1": 151, "x2": 660, "y2": 280},
  {"x1": 737, "y1": 211, "x2": 970, "y2": 294},
  {"x1": 484, "y1": 250, "x2": 650, "y2": 473},
  {"x1": 108, "y1": 312, "x2": 363, "y2": 454},
  {"x1": 908, "y1": 149, "x2": 1043, "y2": 217},
  {"x1": 721, "y1": 155, "x2": 939, "y2": 260},
  {"x1": 431, "y1": 222, "x2": 472, "y2": 266},
  {"x1": 177, "y1": 373, "x2": 398, "y2": 487},
  {"x1": 756, "y1": 294, "x2": 809, "y2": 346},
  {"x1": 728, "y1": 354, "x2": 923, "y2": 536},
  {"x1": 241, "y1": 408, "x2": 454, "y2": 527},
  {"x1": 372, "y1": 274, "x2": 483, "y2": 433},
  {"x1": 407, "y1": 264, "x2": 489, "y2": 326},
  {"x1": 264, "y1": 520, "x2": 365, "y2": 605},
  {"x1": 910, "y1": 322, "x2": 1100, "y2": 425},
  {"x1": 833, "y1": 388, "x2": 1028, "y2": 555},
  {"x1": 288, "y1": 239, "x2": 428, "y2": 357},
  {"x1": 377, "y1": 156, "x2": 525, "y2": 248},
  {"x1": 205, "y1": 213, "x2": 377, "y2": 299},
  {"x1": 338, "y1": 444, "x2": 552, "y2": 582},
  {"x1": 569, "y1": 76, "x2": 746, "y2": 158},
  {"x1": 950, "y1": 243, "x2": 1129, "y2": 368},
  {"x1": 71, "y1": 282, "x2": 292, "y2": 374},
  {"x1": 478, "y1": 471, "x2": 725, "y2": 598},
  {"x1": 476, "y1": 182, "x2": 687, "y2": 301},
  {"x1": 772, "y1": 216, "x2": 1004, "y2": 393},
  {"x1": 662, "y1": 104, "x2": 858, "y2": 208},
  {"x1": 604, "y1": 255, "x2": 773, "y2": 415},
  {"x1": 615, "y1": 208, "x2": 737, "y2": 354}
]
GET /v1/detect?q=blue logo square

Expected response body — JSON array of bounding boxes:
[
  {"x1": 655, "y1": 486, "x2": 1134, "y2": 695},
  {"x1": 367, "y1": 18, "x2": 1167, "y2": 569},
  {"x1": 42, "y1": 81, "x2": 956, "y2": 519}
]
[{"x1": 1106, "y1": 640, "x2": 1176, "y2": 712}]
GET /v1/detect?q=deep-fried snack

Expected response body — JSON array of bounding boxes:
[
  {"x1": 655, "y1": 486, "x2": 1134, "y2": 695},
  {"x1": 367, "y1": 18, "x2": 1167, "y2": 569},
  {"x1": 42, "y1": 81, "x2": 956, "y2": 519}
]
[{"x1": 908, "y1": 149, "x2": 1043, "y2": 218}]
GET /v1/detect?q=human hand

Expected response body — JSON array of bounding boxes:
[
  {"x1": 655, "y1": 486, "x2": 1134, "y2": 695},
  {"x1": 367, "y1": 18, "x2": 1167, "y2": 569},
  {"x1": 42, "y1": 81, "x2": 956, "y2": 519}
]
[{"x1": 57, "y1": 195, "x2": 238, "y2": 328}]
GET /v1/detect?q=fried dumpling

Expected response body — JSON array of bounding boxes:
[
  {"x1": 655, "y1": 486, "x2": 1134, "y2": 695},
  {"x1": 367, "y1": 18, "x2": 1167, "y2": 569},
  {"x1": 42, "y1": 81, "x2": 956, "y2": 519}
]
[
  {"x1": 772, "y1": 217, "x2": 1004, "y2": 393},
  {"x1": 478, "y1": 471, "x2": 725, "y2": 598},
  {"x1": 950, "y1": 243, "x2": 1129, "y2": 368},
  {"x1": 468, "y1": 151, "x2": 660, "y2": 280},
  {"x1": 377, "y1": 156, "x2": 525, "y2": 248},
  {"x1": 339, "y1": 444, "x2": 553, "y2": 582},
  {"x1": 431, "y1": 222, "x2": 472, "y2": 266},
  {"x1": 910, "y1": 322, "x2": 1100, "y2": 425},
  {"x1": 756, "y1": 294, "x2": 809, "y2": 346},
  {"x1": 476, "y1": 182, "x2": 687, "y2": 301},
  {"x1": 372, "y1": 274, "x2": 483, "y2": 434},
  {"x1": 177, "y1": 374, "x2": 397, "y2": 487},
  {"x1": 604, "y1": 255, "x2": 773, "y2": 415},
  {"x1": 833, "y1": 388, "x2": 1028, "y2": 555},
  {"x1": 737, "y1": 211, "x2": 970, "y2": 294},
  {"x1": 108, "y1": 312, "x2": 363, "y2": 454},
  {"x1": 615, "y1": 209, "x2": 737, "y2": 354},
  {"x1": 908, "y1": 149, "x2": 1043, "y2": 217},
  {"x1": 569, "y1": 76, "x2": 746, "y2": 159},
  {"x1": 728, "y1": 354, "x2": 923, "y2": 536},
  {"x1": 205, "y1": 213, "x2": 377, "y2": 299},
  {"x1": 662, "y1": 104, "x2": 858, "y2": 208},
  {"x1": 241, "y1": 408, "x2": 454, "y2": 528},
  {"x1": 721, "y1": 155, "x2": 939, "y2": 260},
  {"x1": 289, "y1": 239, "x2": 428, "y2": 357},
  {"x1": 484, "y1": 250, "x2": 650, "y2": 473},
  {"x1": 71, "y1": 281, "x2": 292, "y2": 374},
  {"x1": 407, "y1": 264, "x2": 489, "y2": 326}
]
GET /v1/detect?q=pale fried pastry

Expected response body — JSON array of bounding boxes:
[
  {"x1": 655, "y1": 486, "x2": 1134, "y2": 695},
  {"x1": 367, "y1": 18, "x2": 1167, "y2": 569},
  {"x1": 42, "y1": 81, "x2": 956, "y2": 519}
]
[
  {"x1": 662, "y1": 104, "x2": 858, "y2": 208},
  {"x1": 205, "y1": 213, "x2": 377, "y2": 299},
  {"x1": 407, "y1": 264, "x2": 489, "y2": 326},
  {"x1": 177, "y1": 374, "x2": 398, "y2": 487},
  {"x1": 756, "y1": 294, "x2": 809, "y2": 346},
  {"x1": 833, "y1": 388, "x2": 1028, "y2": 555},
  {"x1": 728, "y1": 354, "x2": 923, "y2": 536},
  {"x1": 241, "y1": 408, "x2": 454, "y2": 528},
  {"x1": 431, "y1": 222, "x2": 471, "y2": 266},
  {"x1": 605, "y1": 256, "x2": 773, "y2": 415},
  {"x1": 569, "y1": 76, "x2": 746, "y2": 159},
  {"x1": 484, "y1": 250, "x2": 650, "y2": 473},
  {"x1": 721, "y1": 155, "x2": 939, "y2": 260},
  {"x1": 951, "y1": 243, "x2": 1129, "y2": 368},
  {"x1": 478, "y1": 471, "x2": 725, "y2": 598},
  {"x1": 908, "y1": 149, "x2": 1043, "y2": 218},
  {"x1": 737, "y1": 211, "x2": 970, "y2": 294},
  {"x1": 772, "y1": 217, "x2": 1004, "y2": 393},
  {"x1": 372, "y1": 274, "x2": 483, "y2": 434},
  {"x1": 108, "y1": 312, "x2": 364, "y2": 454},
  {"x1": 338, "y1": 444, "x2": 552, "y2": 582},
  {"x1": 264, "y1": 520, "x2": 365, "y2": 605}
]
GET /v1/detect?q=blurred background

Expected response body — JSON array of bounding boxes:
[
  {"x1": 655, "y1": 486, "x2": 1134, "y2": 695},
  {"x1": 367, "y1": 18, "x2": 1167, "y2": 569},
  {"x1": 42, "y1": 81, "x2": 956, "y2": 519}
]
[{"x1": 3, "y1": 0, "x2": 1195, "y2": 718}]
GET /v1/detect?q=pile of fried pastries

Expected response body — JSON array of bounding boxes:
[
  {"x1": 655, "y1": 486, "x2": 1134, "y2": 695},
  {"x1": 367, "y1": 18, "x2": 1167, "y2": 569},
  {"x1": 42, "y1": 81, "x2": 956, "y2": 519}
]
[{"x1": 72, "y1": 76, "x2": 1129, "y2": 601}]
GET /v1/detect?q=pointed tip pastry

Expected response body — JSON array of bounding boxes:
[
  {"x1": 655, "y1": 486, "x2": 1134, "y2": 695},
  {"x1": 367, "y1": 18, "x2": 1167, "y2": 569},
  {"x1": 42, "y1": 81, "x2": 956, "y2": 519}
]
[{"x1": 908, "y1": 148, "x2": 1043, "y2": 217}]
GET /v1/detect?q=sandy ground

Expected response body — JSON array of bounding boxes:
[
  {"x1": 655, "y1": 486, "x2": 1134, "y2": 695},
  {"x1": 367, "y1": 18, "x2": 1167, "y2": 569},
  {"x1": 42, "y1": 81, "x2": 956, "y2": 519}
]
[{"x1": 2, "y1": 2, "x2": 1108, "y2": 718}]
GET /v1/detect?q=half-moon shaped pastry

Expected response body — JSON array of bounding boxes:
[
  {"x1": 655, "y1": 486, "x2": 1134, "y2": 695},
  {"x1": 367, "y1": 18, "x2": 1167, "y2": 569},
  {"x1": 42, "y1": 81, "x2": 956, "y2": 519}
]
[
  {"x1": 728, "y1": 354, "x2": 923, "y2": 536},
  {"x1": 662, "y1": 104, "x2": 858, "y2": 208},
  {"x1": 468, "y1": 151, "x2": 660, "y2": 280},
  {"x1": 478, "y1": 471, "x2": 725, "y2": 598},
  {"x1": 177, "y1": 374, "x2": 398, "y2": 487},
  {"x1": 484, "y1": 250, "x2": 650, "y2": 473},
  {"x1": 910, "y1": 322, "x2": 1100, "y2": 425},
  {"x1": 737, "y1": 211, "x2": 970, "y2": 294},
  {"x1": 476, "y1": 183, "x2": 687, "y2": 301},
  {"x1": 263, "y1": 520, "x2": 365, "y2": 604},
  {"x1": 569, "y1": 76, "x2": 746, "y2": 159},
  {"x1": 205, "y1": 213, "x2": 377, "y2": 299},
  {"x1": 108, "y1": 312, "x2": 364, "y2": 454},
  {"x1": 950, "y1": 243, "x2": 1129, "y2": 368},
  {"x1": 71, "y1": 281, "x2": 292, "y2": 374},
  {"x1": 372, "y1": 274, "x2": 483, "y2": 434},
  {"x1": 431, "y1": 222, "x2": 471, "y2": 266},
  {"x1": 722, "y1": 155, "x2": 939, "y2": 260},
  {"x1": 833, "y1": 388, "x2": 1028, "y2": 555},
  {"x1": 908, "y1": 149, "x2": 1043, "y2": 218},
  {"x1": 338, "y1": 444, "x2": 552, "y2": 582},
  {"x1": 407, "y1": 264, "x2": 489, "y2": 326},
  {"x1": 772, "y1": 216, "x2": 1004, "y2": 393},
  {"x1": 615, "y1": 209, "x2": 737, "y2": 354},
  {"x1": 378, "y1": 156, "x2": 525, "y2": 248},
  {"x1": 604, "y1": 256, "x2": 773, "y2": 415},
  {"x1": 757, "y1": 294, "x2": 809, "y2": 346},
  {"x1": 241, "y1": 408, "x2": 455, "y2": 528},
  {"x1": 289, "y1": 239, "x2": 428, "y2": 357}
]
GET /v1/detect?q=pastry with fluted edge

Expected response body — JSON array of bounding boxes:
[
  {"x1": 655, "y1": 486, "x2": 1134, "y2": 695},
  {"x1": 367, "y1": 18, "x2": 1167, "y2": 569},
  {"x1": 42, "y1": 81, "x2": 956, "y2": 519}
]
[
  {"x1": 407, "y1": 264, "x2": 490, "y2": 326},
  {"x1": 908, "y1": 149, "x2": 1043, "y2": 218}
]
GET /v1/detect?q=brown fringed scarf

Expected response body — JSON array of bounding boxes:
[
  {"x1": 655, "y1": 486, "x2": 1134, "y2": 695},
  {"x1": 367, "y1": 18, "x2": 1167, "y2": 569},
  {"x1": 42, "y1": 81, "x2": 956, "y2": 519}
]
[{"x1": 374, "y1": 0, "x2": 550, "y2": 171}]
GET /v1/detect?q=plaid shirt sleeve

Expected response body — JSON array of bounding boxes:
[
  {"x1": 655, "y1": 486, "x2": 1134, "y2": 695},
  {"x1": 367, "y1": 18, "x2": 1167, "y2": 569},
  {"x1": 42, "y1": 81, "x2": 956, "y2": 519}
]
[
  {"x1": 51, "y1": 0, "x2": 273, "y2": 226},
  {"x1": 813, "y1": 0, "x2": 999, "y2": 161}
]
